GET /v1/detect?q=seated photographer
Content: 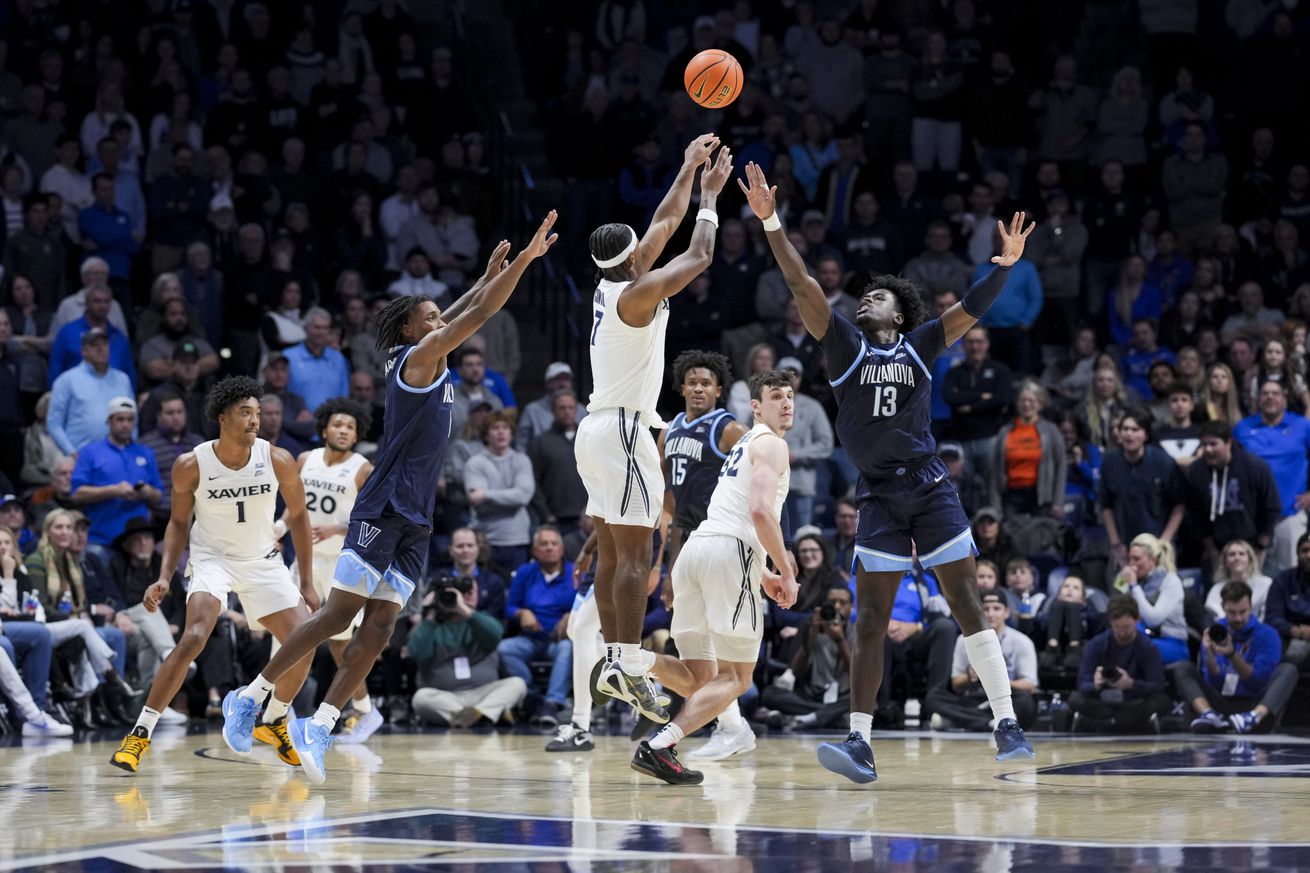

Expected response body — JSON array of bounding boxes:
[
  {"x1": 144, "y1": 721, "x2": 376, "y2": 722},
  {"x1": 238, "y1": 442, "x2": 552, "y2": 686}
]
[
  {"x1": 760, "y1": 583, "x2": 854, "y2": 731},
  {"x1": 924, "y1": 591, "x2": 1038, "y2": 730},
  {"x1": 497, "y1": 526, "x2": 575, "y2": 727},
  {"x1": 1172, "y1": 580, "x2": 1299, "y2": 734},
  {"x1": 443, "y1": 527, "x2": 507, "y2": 621},
  {"x1": 879, "y1": 565, "x2": 957, "y2": 719},
  {"x1": 1039, "y1": 575, "x2": 1104, "y2": 672},
  {"x1": 409, "y1": 574, "x2": 526, "y2": 728},
  {"x1": 1068, "y1": 594, "x2": 1168, "y2": 732}
]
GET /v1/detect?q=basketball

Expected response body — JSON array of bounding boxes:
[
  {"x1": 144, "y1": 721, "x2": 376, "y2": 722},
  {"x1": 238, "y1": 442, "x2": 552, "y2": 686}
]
[{"x1": 684, "y1": 49, "x2": 742, "y2": 109}]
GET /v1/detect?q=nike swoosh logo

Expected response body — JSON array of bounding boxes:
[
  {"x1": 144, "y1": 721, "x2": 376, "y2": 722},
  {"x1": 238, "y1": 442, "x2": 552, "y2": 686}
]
[
  {"x1": 694, "y1": 81, "x2": 706, "y2": 98},
  {"x1": 302, "y1": 731, "x2": 315, "y2": 747},
  {"x1": 933, "y1": 473, "x2": 946, "y2": 484},
  {"x1": 208, "y1": 475, "x2": 221, "y2": 480}
]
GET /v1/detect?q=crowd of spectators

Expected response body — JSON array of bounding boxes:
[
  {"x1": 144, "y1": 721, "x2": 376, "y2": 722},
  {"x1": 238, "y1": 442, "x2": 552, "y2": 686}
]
[{"x1": 4, "y1": 0, "x2": 1310, "y2": 736}]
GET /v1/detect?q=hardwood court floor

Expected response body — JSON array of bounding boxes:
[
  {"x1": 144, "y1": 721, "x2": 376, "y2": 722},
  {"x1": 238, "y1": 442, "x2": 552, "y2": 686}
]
[{"x1": 2, "y1": 727, "x2": 1309, "y2": 871}]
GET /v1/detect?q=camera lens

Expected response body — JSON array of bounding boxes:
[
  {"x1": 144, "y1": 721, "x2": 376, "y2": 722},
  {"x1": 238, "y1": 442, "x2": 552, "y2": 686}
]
[
  {"x1": 1210, "y1": 625, "x2": 1228, "y2": 644},
  {"x1": 819, "y1": 603, "x2": 837, "y2": 622}
]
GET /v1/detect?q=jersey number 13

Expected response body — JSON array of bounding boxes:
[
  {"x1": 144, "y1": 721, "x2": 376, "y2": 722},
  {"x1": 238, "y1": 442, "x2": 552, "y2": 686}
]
[{"x1": 869, "y1": 386, "x2": 898, "y2": 417}]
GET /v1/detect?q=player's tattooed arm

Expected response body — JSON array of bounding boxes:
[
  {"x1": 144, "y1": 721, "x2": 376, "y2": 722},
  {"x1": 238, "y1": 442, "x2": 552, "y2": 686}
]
[
  {"x1": 272, "y1": 446, "x2": 319, "y2": 610},
  {"x1": 738, "y1": 161, "x2": 829, "y2": 340}
]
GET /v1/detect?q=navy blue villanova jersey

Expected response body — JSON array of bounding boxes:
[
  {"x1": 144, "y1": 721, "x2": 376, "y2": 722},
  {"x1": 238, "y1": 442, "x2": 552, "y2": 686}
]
[
  {"x1": 353, "y1": 345, "x2": 455, "y2": 526},
  {"x1": 664, "y1": 408, "x2": 734, "y2": 530},
  {"x1": 823, "y1": 311, "x2": 945, "y2": 478}
]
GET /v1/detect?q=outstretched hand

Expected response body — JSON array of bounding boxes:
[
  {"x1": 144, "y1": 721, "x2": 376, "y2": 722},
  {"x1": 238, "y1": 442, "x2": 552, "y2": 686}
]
[
  {"x1": 480, "y1": 239, "x2": 511, "y2": 282},
  {"x1": 683, "y1": 133, "x2": 720, "y2": 168},
  {"x1": 736, "y1": 161, "x2": 778, "y2": 221},
  {"x1": 524, "y1": 210, "x2": 559, "y2": 259},
  {"x1": 991, "y1": 211, "x2": 1036, "y2": 267},
  {"x1": 700, "y1": 146, "x2": 734, "y2": 196}
]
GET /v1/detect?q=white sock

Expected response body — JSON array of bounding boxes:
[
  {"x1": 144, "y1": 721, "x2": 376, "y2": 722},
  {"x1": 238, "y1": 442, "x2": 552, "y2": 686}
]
[
  {"x1": 135, "y1": 706, "x2": 161, "y2": 738},
  {"x1": 649, "y1": 722, "x2": 684, "y2": 750},
  {"x1": 850, "y1": 712, "x2": 873, "y2": 743},
  {"x1": 603, "y1": 642, "x2": 615, "y2": 663},
  {"x1": 353, "y1": 694, "x2": 373, "y2": 714},
  {"x1": 262, "y1": 696, "x2": 290, "y2": 724},
  {"x1": 716, "y1": 702, "x2": 745, "y2": 733},
  {"x1": 964, "y1": 629, "x2": 1017, "y2": 724},
  {"x1": 311, "y1": 702, "x2": 341, "y2": 732},
  {"x1": 240, "y1": 674, "x2": 275, "y2": 702},
  {"x1": 613, "y1": 642, "x2": 647, "y2": 676}
]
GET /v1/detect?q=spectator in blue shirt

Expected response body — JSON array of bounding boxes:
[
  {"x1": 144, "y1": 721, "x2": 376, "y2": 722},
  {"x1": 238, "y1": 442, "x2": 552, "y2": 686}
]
[
  {"x1": 284, "y1": 306, "x2": 350, "y2": 415},
  {"x1": 48, "y1": 285, "x2": 136, "y2": 387},
  {"x1": 1171, "y1": 580, "x2": 1300, "y2": 734},
  {"x1": 1121, "y1": 318, "x2": 1176, "y2": 399},
  {"x1": 1145, "y1": 228, "x2": 1194, "y2": 308},
  {"x1": 48, "y1": 328, "x2": 134, "y2": 454},
  {"x1": 451, "y1": 345, "x2": 516, "y2": 409},
  {"x1": 929, "y1": 288, "x2": 965, "y2": 436},
  {"x1": 70, "y1": 395, "x2": 163, "y2": 552},
  {"x1": 878, "y1": 567, "x2": 957, "y2": 713},
  {"x1": 497, "y1": 526, "x2": 575, "y2": 727},
  {"x1": 77, "y1": 173, "x2": 141, "y2": 283},
  {"x1": 1234, "y1": 379, "x2": 1310, "y2": 517},
  {"x1": 1108, "y1": 254, "x2": 1162, "y2": 347},
  {"x1": 973, "y1": 234, "x2": 1042, "y2": 374}
]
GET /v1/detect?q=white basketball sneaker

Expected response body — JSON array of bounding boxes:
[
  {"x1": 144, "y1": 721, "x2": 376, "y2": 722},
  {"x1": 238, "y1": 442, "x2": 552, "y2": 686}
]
[{"x1": 686, "y1": 721, "x2": 756, "y2": 761}]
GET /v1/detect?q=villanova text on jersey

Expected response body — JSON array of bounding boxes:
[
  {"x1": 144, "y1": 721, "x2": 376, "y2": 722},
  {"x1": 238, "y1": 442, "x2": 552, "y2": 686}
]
[
  {"x1": 822, "y1": 311, "x2": 944, "y2": 477},
  {"x1": 352, "y1": 345, "x2": 455, "y2": 526}
]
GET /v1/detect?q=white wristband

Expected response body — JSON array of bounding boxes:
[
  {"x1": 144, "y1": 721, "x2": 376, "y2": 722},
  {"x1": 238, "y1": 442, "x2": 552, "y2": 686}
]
[
  {"x1": 272, "y1": 519, "x2": 288, "y2": 539},
  {"x1": 761, "y1": 212, "x2": 781, "y2": 231},
  {"x1": 696, "y1": 208, "x2": 719, "y2": 228}
]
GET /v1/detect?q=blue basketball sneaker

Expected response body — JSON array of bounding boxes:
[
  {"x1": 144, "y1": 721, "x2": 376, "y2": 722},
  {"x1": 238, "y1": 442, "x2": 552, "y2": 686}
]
[
  {"x1": 993, "y1": 718, "x2": 1035, "y2": 761},
  {"x1": 816, "y1": 732, "x2": 878, "y2": 783},
  {"x1": 221, "y1": 687, "x2": 261, "y2": 755},
  {"x1": 288, "y1": 716, "x2": 333, "y2": 785}
]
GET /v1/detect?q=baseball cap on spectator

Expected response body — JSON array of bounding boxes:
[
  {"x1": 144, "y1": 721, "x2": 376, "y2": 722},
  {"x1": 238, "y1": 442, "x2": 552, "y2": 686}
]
[
  {"x1": 544, "y1": 362, "x2": 573, "y2": 382},
  {"x1": 80, "y1": 256, "x2": 109, "y2": 278},
  {"x1": 67, "y1": 510, "x2": 89, "y2": 529},
  {"x1": 0, "y1": 494, "x2": 21, "y2": 510},
  {"x1": 82, "y1": 327, "x2": 110, "y2": 346},
  {"x1": 801, "y1": 210, "x2": 827, "y2": 225},
  {"x1": 108, "y1": 396, "x2": 137, "y2": 417},
  {"x1": 938, "y1": 442, "x2": 964, "y2": 460},
  {"x1": 265, "y1": 351, "x2": 288, "y2": 367},
  {"x1": 973, "y1": 506, "x2": 1002, "y2": 524},
  {"x1": 794, "y1": 524, "x2": 823, "y2": 542},
  {"x1": 209, "y1": 193, "x2": 234, "y2": 213},
  {"x1": 694, "y1": 15, "x2": 716, "y2": 30},
  {"x1": 174, "y1": 340, "x2": 200, "y2": 361},
  {"x1": 979, "y1": 590, "x2": 1007, "y2": 607},
  {"x1": 777, "y1": 356, "x2": 804, "y2": 375}
]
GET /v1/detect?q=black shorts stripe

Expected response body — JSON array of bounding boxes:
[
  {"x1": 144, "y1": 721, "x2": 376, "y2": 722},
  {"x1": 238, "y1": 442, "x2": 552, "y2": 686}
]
[
  {"x1": 730, "y1": 539, "x2": 757, "y2": 632},
  {"x1": 617, "y1": 409, "x2": 651, "y2": 518}
]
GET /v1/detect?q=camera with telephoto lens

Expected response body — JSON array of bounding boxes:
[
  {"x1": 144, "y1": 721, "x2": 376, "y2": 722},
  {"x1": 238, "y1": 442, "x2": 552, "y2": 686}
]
[
  {"x1": 1209, "y1": 624, "x2": 1229, "y2": 646},
  {"x1": 427, "y1": 573, "x2": 473, "y2": 612},
  {"x1": 819, "y1": 601, "x2": 838, "y2": 622},
  {"x1": 1102, "y1": 664, "x2": 1123, "y2": 683}
]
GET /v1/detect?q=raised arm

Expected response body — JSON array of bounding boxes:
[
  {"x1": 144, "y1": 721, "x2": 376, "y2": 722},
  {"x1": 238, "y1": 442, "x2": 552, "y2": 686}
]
[
  {"x1": 616, "y1": 147, "x2": 734, "y2": 326},
  {"x1": 748, "y1": 435, "x2": 798, "y2": 609},
  {"x1": 738, "y1": 161, "x2": 829, "y2": 339},
  {"x1": 440, "y1": 239, "x2": 513, "y2": 323},
  {"x1": 404, "y1": 212, "x2": 558, "y2": 387},
  {"x1": 635, "y1": 134, "x2": 720, "y2": 272},
  {"x1": 939, "y1": 212, "x2": 1035, "y2": 346}
]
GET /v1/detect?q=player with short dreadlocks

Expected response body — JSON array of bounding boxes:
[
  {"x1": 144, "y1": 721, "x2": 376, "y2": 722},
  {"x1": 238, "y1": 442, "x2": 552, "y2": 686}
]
[
  {"x1": 740, "y1": 160, "x2": 1039, "y2": 782},
  {"x1": 225, "y1": 212, "x2": 558, "y2": 786}
]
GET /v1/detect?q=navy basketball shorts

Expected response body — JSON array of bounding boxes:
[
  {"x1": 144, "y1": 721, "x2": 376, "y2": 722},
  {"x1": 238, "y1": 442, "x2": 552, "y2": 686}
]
[
  {"x1": 853, "y1": 457, "x2": 975, "y2": 573},
  {"x1": 332, "y1": 507, "x2": 431, "y2": 606}
]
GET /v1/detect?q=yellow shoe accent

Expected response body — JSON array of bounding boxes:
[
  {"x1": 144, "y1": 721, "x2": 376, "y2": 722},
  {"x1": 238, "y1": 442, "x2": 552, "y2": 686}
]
[
  {"x1": 341, "y1": 714, "x2": 360, "y2": 734},
  {"x1": 253, "y1": 718, "x2": 301, "y2": 766},
  {"x1": 110, "y1": 731, "x2": 151, "y2": 773}
]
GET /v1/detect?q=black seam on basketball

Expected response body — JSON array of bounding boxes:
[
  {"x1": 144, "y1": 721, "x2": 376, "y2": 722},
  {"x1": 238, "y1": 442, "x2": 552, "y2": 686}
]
[
  {"x1": 689, "y1": 58, "x2": 729, "y2": 96},
  {"x1": 706, "y1": 62, "x2": 733, "y2": 104}
]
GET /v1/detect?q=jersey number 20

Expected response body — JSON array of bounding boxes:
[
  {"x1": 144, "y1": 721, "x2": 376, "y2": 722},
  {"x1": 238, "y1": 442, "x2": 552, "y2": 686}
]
[
  {"x1": 305, "y1": 492, "x2": 337, "y2": 515},
  {"x1": 870, "y1": 385, "x2": 898, "y2": 418}
]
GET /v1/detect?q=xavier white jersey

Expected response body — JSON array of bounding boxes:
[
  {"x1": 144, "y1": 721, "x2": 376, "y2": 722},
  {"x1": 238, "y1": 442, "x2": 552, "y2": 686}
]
[
  {"x1": 301, "y1": 448, "x2": 367, "y2": 557},
  {"x1": 191, "y1": 438, "x2": 279, "y2": 561},
  {"x1": 587, "y1": 278, "x2": 670, "y2": 427},
  {"x1": 691, "y1": 423, "x2": 790, "y2": 553}
]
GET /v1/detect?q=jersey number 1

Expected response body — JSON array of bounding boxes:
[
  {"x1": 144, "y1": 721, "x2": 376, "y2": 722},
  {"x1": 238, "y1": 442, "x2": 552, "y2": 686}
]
[
  {"x1": 235, "y1": 500, "x2": 246, "y2": 524},
  {"x1": 870, "y1": 386, "x2": 898, "y2": 418}
]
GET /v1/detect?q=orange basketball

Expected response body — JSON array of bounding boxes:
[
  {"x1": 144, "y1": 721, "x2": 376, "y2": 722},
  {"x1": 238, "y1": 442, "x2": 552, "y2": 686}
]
[{"x1": 684, "y1": 49, "x2": 742, "y2": 109}]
